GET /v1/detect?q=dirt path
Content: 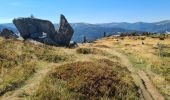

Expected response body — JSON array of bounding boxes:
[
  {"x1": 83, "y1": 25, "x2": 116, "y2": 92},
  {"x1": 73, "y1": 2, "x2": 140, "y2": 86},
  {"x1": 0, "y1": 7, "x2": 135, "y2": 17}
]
[
  {"x1": 107, "y1": 49, "x2": 164, "y2": 100},
  {"x1": 138, "y1": 71, "x2": 164, "y2": 100},
  {"x1": 0, "y1": 63, "x2": 63, "y2": 100}
]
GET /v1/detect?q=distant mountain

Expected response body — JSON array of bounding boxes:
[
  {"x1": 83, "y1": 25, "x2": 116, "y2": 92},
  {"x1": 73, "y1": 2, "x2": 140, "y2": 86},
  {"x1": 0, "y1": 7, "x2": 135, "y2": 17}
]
[
  {"x1": 69, "y1": 20, "x2": 170, "y2": 42},
  {"x1": 0, "y1": 23, "x2": 130, "y2": 42},
  {"x1": 97, "y1": 20, "x2": 170, "y2": 33},
  {"x1": 0, "y1": 23, "x2": 17, "y2": 33},
  {"x1": 1, "y1": 20, "x2": 170, "y2": 42},
  {"x1": 54, "y1": 23, "x2": 134, "y2": 42},
  {"x1": 71, "y1": 24, "x2": 133, "y2": 42}
]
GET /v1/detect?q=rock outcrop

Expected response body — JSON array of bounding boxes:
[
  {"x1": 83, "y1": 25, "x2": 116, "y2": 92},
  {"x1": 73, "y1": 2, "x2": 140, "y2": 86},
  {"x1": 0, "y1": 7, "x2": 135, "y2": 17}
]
[
  {"x1": 13, "y1": 14, "x2": 74, "y2": 46},
  {"x1": 13, "y1": 18, "x2": 56, "y2": 39},
  {"x1": 55, "y1": 15, "x2": 74, "y2": 46},
  {"x1": 0, "y1": 28, "x2": 18, "y2": 39}
]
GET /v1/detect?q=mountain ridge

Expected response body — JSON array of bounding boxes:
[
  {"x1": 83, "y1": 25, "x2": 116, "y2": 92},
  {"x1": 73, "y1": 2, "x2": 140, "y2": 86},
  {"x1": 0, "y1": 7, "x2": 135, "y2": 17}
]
[{"x1": 1, "y1": 20, "x2": 170, "y2": 42}]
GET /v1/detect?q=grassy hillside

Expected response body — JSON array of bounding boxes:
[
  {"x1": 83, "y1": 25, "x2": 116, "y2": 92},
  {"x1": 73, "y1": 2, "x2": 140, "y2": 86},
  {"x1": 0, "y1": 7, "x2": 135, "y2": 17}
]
[
  {"x1": 0, "y1": 37, "x2": 139, "y2": 100},
  {"x1": 0, "y1": 35, "x2": 169, "y2": 100},
  {"x1": 0, "y1": 38, "x2": 73, "y2": 96},
  {"x1": 32, "y1": 59, "x2": 138, "y2": 100},
  {"x1": 93, "y1": 36, "x2": 170, "y2": 99}
]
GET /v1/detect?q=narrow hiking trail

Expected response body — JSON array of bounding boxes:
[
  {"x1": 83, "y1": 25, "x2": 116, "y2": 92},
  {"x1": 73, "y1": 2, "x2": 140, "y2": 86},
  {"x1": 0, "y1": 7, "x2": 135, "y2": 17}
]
[
  {"x1": 138, "y1": 71, "x2": 165, "y2": 100},
  {"x1": 107, "y1": 49, "x2": 164, "y2": 100},
  {"x1": 0, "y1": 63, "x2": 64, "y2": 100}
]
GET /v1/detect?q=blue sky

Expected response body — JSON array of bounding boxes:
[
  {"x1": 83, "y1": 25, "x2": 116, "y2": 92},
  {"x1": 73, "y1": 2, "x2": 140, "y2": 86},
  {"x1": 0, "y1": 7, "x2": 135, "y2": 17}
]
[{"x1": 0, "y1": 0, "x2": 170, "y2": 23}]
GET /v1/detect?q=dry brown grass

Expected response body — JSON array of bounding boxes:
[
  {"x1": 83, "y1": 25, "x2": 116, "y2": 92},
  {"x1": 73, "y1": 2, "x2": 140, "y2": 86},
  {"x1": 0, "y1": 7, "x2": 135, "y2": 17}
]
[
  {"x1": 0, "y1": 38, "x2": 73, "y2": 96},
  {"x1": 94, "y1": 36, "x2": 170, "y2": 97},
  {"x1": 94, "y1": 44, "x2": 110, "y2": 48},
  {"x1": 0, "y1": 39, "x2": 37, "y2": 96},
  {"x1": 3, "y1": 36, "x2": 168, "y2": 99},
  {"x1": 33, "y1": 59, "x2": 139, "y2": 100}
]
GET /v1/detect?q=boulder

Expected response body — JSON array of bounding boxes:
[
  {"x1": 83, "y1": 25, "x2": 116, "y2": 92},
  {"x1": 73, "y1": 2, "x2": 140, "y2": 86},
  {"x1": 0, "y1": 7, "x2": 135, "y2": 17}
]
[
  {"x1": 0, "y1": 28, "x2": 18, "y2": 39},
  {"x1": 13, "y1": 18, "x2": 56, "y2": 39},
  {"x1": 68, "y1": 41, "x2": 78, "y2": 48},
  {"x1": 13, "y1": 14, "x2": 74, "y2": 46},
  {"x1": 54, "y1": 14, "x2": 74, "y2": 46}
]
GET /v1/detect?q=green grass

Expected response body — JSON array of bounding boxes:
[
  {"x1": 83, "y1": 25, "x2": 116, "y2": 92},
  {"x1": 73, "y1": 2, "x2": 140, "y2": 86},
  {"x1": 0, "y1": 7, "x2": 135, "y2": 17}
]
[
  {"x1": 151, "y1": 45, "x2": 170, "y2": 82},
  {"x1": 149, "y1": 34, "x2": 169, "y2": 40},
  {"x1": 127, "y1": 54, "x2": 147, "y2": 70}
]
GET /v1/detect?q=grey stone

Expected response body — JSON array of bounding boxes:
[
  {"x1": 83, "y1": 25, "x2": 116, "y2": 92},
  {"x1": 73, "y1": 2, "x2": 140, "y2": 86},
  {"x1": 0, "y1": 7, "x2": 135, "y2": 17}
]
[
  {"x1": 13, "y1": 18, "x2": 56, "y2": 39},
  {"x1": 0, "y1": 28, "x2": 18, "y2": 39},
  {"x1": 55, "y1": 14, "x2": 74, "y2": 46},
  {"x1": 13, "y1": 14, "x2": 74, "y2": 46},
  {"x1": 68, "y1": 41, "x2": 78, "y2": 48}
]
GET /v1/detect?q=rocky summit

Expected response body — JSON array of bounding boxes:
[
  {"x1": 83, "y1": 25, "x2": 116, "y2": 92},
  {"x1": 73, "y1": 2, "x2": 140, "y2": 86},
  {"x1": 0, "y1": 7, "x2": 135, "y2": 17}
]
[
  {"x1": 0, "y1": 28, "x2": 18, "y2": 39},
  {"x1": 13, "y1": 14, "x2": 74, "y2": 46}
]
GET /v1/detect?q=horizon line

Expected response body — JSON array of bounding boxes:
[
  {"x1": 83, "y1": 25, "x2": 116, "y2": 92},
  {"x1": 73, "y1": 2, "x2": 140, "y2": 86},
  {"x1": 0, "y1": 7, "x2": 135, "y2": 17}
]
[{"x1": 0, "y1": 19, "x2": 170, "y2": 24}]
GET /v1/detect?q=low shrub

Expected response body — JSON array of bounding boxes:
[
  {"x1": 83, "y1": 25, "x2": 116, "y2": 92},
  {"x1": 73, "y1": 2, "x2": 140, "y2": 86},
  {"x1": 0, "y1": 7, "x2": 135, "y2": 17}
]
[
  {"x1": 140, "y1": 37, "x2": 146, "y2": 40},
  {"x1": 35, "y1": 52, "x2": 68, "y2": 63},
  {"x1": 33, "y1": 59, "x2": 139, "y2": 99},
  {"x1": 76, "y1": 47, "x2": 104, "y2": 55},
  {"x1": 159, "y1": 37, "x2": 165, "y2": 40}
]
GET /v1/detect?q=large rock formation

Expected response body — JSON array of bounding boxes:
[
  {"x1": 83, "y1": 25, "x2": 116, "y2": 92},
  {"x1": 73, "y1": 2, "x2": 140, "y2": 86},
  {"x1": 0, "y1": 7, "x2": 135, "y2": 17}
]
[
  {"x1": 13, "y1": 14, "x2": 74, "y2": 46},
  {"x1": 13, "y1": 18, "x2": 56, "y2": 39},
  {"x1": 54, "y1": 14, "x2": 74, "y2": 46},
  {"x1": 0, "y1": 28, "x2": 18, "y2": 39}
]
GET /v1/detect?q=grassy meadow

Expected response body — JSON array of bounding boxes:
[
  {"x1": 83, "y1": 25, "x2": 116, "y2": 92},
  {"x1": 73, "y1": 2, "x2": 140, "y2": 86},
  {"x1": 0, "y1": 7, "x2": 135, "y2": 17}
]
[
  {"x1": 93, "y1": 35, "x2": 170, "y2": 99},
  {"x1": 0, "y1": 35, "x2": 169, "y2": 100}
]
